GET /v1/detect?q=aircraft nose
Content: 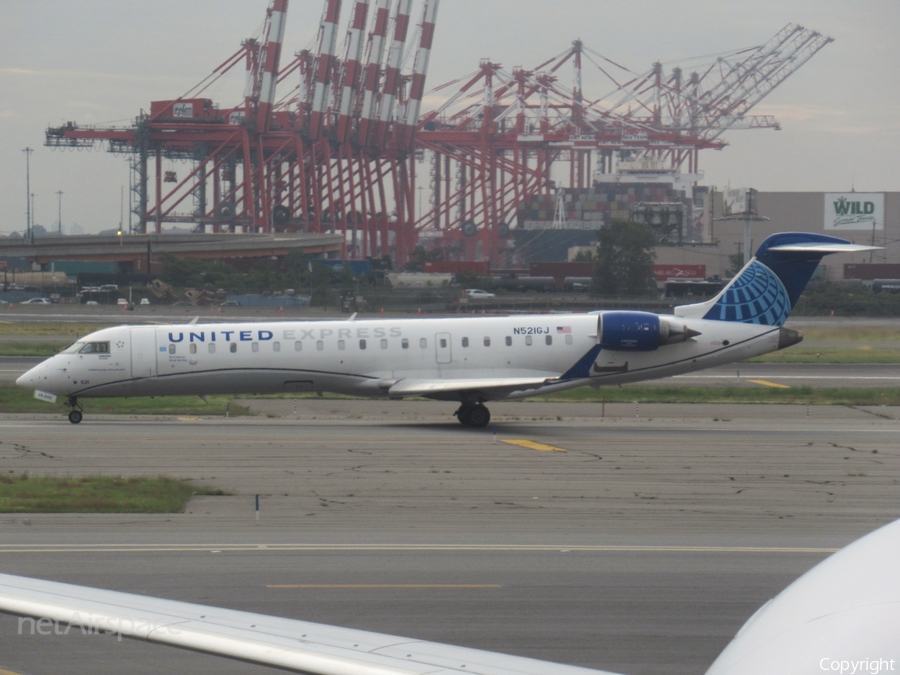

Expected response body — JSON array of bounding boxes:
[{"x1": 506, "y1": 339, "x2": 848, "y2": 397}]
[{"x1": 16, "y1": 367, "x2": 36, "y2": 389}]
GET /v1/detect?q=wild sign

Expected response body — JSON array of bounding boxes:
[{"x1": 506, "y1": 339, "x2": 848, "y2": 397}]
[{"x1": 824, "y1": 193, "x2": 884, "y2": 230}]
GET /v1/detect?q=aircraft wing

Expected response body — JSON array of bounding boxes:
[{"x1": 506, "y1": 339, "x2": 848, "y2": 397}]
[
  {"x1": 0, "y1": 572, "x2": 621, "y2": 675},
  {"x1": 385, "y1": 345, "x2": 604, "y2": 398},
  {"x1": 387, "y1": 377, "x2": 551, "y2": 398}
]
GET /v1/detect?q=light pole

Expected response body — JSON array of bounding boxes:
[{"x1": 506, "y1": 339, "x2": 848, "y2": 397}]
[
  {"x1": 22, "y1": 147, "x2": 33, "y2": 243},
  {"x1": 56, "y1": 190, "x2": 64, "y2": 235},
  {"x1": 119, "y1": 186, "x2": 124, "y2": 246}
]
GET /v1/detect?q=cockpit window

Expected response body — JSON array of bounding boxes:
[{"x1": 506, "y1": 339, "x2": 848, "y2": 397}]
[
  {"x1": 61, "y1": 342, "x2": 86, "y2": 354},
  {"x1": 78, "y1": 342, "x2": 110, "y2": 354}
]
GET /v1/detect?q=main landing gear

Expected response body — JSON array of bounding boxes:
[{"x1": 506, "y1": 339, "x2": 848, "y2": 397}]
[
  {"x1": 455, "y1": 403, "x2": 491, "y2": 428},
  {"x1": 66, "y1": 396, "x2": 83, "y2": 424}
]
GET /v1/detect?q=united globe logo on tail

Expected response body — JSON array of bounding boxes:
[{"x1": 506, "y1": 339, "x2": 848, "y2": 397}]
[{"x1": 702, "y1": 261, "x2": 790, "y2": 326}]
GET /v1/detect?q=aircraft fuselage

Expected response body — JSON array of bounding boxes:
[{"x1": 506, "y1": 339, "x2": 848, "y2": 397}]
[{"x1": 17, "y1": 313, "x2": 794, "y2": 404}]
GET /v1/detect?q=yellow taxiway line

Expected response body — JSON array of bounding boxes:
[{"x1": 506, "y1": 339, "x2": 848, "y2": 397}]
[
  {"x1": 501, "y1": 439, "x2": 566, "y2": 452},
  {"x1": 747, "y1": 379, "x2": 791, "y2": 389}
]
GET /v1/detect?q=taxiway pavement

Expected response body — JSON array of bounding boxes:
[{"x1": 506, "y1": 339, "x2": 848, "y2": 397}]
[{"x1": 0, "y1": 401, "x2": 898, "y2": 675}]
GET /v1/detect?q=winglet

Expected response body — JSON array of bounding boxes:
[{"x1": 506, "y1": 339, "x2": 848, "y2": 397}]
[{"x1": 558, "y1": 344, "x2": 602, "y2": 380}]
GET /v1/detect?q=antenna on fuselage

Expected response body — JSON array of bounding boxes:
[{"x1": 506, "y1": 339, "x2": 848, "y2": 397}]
[{"x1": 347, "y1": 313, "x2": 357, "y2": 321}]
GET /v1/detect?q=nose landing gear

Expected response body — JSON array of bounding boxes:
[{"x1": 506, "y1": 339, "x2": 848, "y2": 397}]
[
  {"x1": 66, "y1": 397, "x2": 83, "y2": 424},
  {"x1": 455, "y1": 403, "x2": 491, "y2": 428}
]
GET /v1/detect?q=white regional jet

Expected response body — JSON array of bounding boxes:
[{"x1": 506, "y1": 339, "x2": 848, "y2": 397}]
[
  {"x1": 1, "y1": 517, "x2": 899, "y2": 674},
  {"x1": 16, "y1": 232, "x2": 876, "y2": 425}
]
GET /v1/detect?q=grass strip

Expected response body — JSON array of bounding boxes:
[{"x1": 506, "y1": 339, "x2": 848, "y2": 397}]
[
  {"x1": 0, "y1": 474, "x2": 228, "y2": 513},
  {"x1": 748, "y1": 348, "x2": 900, "y2": 364},
  {"x1": 0, "y1": 386, "x2": 251, "y2": 416},
  {"x1": 786, "y1": 326, "x2": 900, "y2": 342},
  {"x1": 532, "y1": 385, "x2": 900, "y2": 406},
  {"x1": 0, "y1": 341, "x2": 69, "y2": 357},
  {"x1": 239, "y1": 386, "x2": 900, "y2": 406},
  {"x1": 4, "y1": 384, "x2": 898, "y2": 412},
  {"x1": 0, "y1": 322, "x2": 107, "y2": 337}
]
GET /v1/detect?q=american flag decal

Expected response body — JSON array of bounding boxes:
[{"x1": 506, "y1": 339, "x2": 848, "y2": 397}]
[{"x1": 556, "y1": 326, "x2": 572, "y2": 334}]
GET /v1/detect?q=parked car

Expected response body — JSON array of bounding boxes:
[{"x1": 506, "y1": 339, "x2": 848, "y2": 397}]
[
  {"x1": 139, "y1": 298, "x2": 150, "y2": 305},
  {"x1": 116, "y1": 298, "x2": 129, "y2": 306},
  {"x1": 464, "y1": 289, "x2": 496, "y2": 299},
  {"x1": 220, "y1": 300, "x2": 242, "y2": 307},
  {"x1": 20, "y1": 297, "x2": 51, "y2": 305}
]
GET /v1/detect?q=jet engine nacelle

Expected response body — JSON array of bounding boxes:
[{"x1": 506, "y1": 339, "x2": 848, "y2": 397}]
[{"x1": 598, "y1": 311, "x2": 700, "y2": 351}]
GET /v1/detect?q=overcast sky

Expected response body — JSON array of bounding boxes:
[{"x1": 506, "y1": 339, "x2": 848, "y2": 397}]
[{"x1": 2, "y1": 0, "x2": 898, "y2": 235}]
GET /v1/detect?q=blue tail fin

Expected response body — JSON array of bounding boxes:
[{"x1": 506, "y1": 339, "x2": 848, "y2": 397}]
[{"x1": 675, "y1": 232, "x2": 876, "y2": 326}]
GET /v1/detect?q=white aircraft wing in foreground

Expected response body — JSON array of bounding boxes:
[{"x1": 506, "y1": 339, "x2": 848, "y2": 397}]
[
  {"x1": 2, "y1": 518, "x2": 900, "y2": 674},
  {"x1": 0, "y1": 573, "x2": 619, "y2": 675}
]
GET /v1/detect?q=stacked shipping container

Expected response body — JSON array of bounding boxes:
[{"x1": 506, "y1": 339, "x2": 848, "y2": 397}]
[{"x1": 517, "y1": 183, "x2": 681, "y2": 230}]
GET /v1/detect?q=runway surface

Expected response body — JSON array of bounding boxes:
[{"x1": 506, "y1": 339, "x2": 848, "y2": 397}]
[{"x1": 0, "y1": 401, "x2": 898, "y2": 674}]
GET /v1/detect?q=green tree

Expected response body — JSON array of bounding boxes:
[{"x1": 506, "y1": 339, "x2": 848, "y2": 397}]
[
  {"x1": 592, "y1": 221, "x2": 657, "y2": 296},
  {"x1": 284, "y1": 251, "x2": 369, "y2": 306},
  {"x1": 159, "y1": 254, "x2": 205, "y2": 287},
  {"x1": 404, "y1": 245, "x2": 442, "y2": 272},
  {"x1": 455, "y1": 270, "x2": 493, "y2": 289},
  {"x1": 246, "y1": 262, "x2": 289, "y2": 293},
  {"x1": 160, "y1": 253, "x2": 302, "y2": 294},
  {"x1": 572, "y1": 248, "x2": 596, "y2": 262},
  {"x1": 726, "y1": 251, "x2": 746, "y2": 278}
]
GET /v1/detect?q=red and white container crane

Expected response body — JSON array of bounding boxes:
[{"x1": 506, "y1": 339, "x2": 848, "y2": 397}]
[
  {"x1": 308, "y1": 0, "x2": 342, "y2": 141},
  {"x1": 42, "y1": 1, "x2": 830, "y2": 266},
  {"x1": 254, "y1": 0, "x2": 289, "y2": 133},
  {"x1": 334, "y1": 0, "x2": 370, "y2": 144},
  {"x1": 374, "y1": 0, "x2": 413, "y2": 149},
  {"x1": 400, "y1": 0, "x2": 439, "y2": 149},
  {"x1": 357, "y1": 0, "x2": 391, "y2": 148}
]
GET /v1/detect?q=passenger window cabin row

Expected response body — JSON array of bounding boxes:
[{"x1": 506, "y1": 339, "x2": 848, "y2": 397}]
[{"x1": 168, "y1": 333, "x2": 574, "y2": 355}]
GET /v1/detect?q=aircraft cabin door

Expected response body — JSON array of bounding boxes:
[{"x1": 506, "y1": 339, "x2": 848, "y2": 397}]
[
  {"x1": 130, "y1": 326, "x2": 157, "y2": 378},
  {"x1": 435, "y1": 332, "x2": 452, "y2": 365}
]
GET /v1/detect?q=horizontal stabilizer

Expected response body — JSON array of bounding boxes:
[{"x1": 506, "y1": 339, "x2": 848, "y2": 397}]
[{"x1": 768, "y1": 242, "x2": 881, "y2": 253}]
